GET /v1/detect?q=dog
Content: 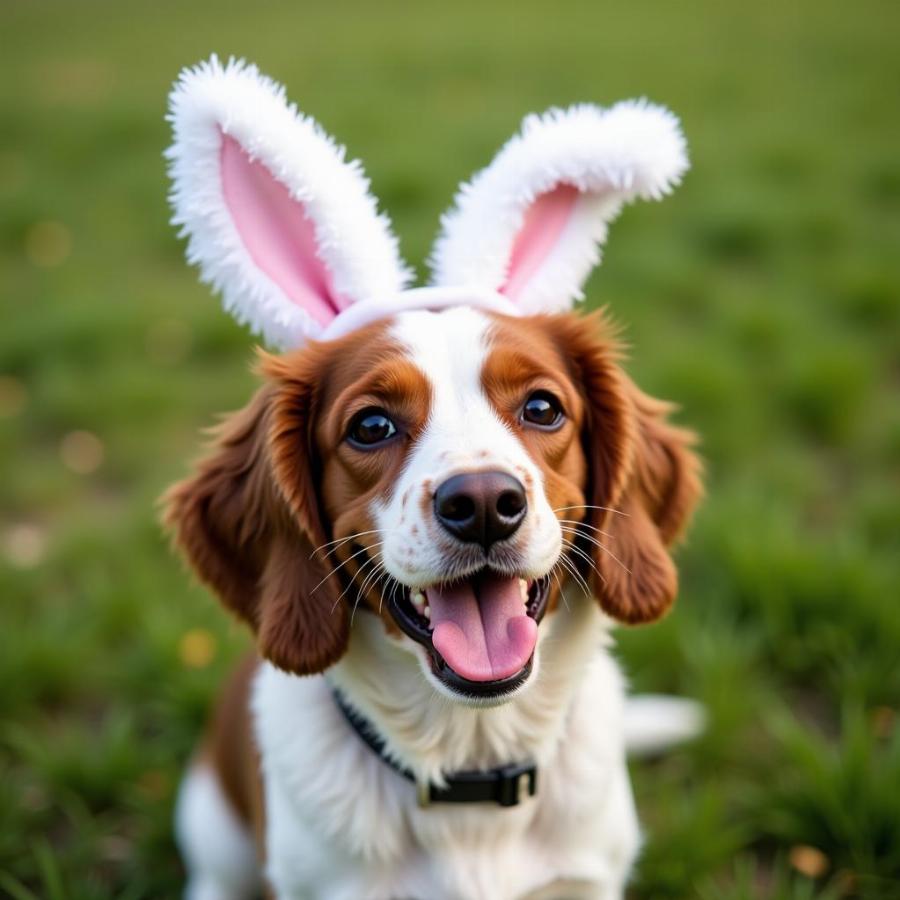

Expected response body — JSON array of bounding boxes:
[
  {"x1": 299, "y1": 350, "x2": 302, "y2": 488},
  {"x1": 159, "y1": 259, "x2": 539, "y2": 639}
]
[{"x1": 163, "y1": 57, "x2": 702, "y2": 900}]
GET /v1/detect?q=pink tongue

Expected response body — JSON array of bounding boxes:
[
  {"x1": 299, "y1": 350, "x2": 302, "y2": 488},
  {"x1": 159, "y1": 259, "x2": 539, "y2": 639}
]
[{"x1": 427, "y1": 573, "x2": 537, "y2": 682}]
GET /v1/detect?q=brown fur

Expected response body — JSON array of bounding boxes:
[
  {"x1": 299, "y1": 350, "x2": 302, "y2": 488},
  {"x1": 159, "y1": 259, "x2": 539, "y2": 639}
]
[
  {"x1": 485, "y1": 311, "x2": 701, "y2": 624},
  {"x1": 263, "y1": 321, "x2": 433, "y2": 636},
  {"x1": 546, "y1": 314, "x2": 702, "y2": 623},
  {"x1": 201, "y1": 655, "x2": 265, "y2": 848},
  {"x1": 162, "y1": 359, "x2": 349, "y2": 677},
  {"x1": 163, "y1": 309, "x2": 702, "y2": 849}
]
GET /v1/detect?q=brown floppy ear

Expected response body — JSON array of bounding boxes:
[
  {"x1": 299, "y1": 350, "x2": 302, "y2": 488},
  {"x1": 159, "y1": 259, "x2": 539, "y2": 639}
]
[
  {"x1": 591, "y1": 381, "x2": 702, "y2": 624},
  {"x1": 162, "y1": 381, "x2": 349, "y2": 675},
  {"x1": 557, "y1": 311, "x2": 702, "y2": 624}
]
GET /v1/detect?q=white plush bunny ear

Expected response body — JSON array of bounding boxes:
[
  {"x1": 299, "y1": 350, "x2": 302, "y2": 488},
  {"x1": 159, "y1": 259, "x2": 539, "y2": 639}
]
[
  {"x1": 166, "y1": 56, "x2": 412, "y2": 349},
  {"x1": 429, "y1": 101, "x2": 688, "y2": 314}
]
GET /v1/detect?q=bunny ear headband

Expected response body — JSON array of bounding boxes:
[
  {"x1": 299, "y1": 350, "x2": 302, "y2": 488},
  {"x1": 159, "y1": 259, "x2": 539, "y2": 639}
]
[{"x1": 166, "y1": 55, "x2": 688, "y2": 350}]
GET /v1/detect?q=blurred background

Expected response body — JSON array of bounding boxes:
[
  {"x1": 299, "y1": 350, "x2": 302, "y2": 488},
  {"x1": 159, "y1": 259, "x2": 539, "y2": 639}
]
[{"x1": 2, "y1": 0, "x2": 898, "y2": 897}]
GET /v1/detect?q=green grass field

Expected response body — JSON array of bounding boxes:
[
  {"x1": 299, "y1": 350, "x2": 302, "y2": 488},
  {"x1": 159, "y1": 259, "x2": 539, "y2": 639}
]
[{"x1": 2, "y1": 0, "x2": 899, "y2": 896}]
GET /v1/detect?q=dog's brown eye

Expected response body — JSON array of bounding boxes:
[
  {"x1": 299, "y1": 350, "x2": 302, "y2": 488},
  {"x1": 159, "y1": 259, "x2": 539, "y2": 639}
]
[
  {"x1": 348, "y1": 408, "x2": 397, "y2": 447},
  {"x1": 522, "y1": 391, "x2": 564, "y2": 429}
]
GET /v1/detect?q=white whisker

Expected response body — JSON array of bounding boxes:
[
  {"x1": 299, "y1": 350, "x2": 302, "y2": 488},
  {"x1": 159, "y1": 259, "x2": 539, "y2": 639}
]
[
  {"x1": 555, "y1": 552, "x2": 592, "y2": 598},
  {"x1": 559, "y1": 525, "x2": 612, "y2": 553},
  {"x1": 592, "y1": 541, "x2": 632, "y2": 577},
  {"x1": 550, "y1": 568, "x2": 570, "y2": 612},
  {"x1": 383, "y1": 574, "x2": 402, "y2": 616},
  {"x1": 353, "y1": 559, "x2": 386, "y2": 626},
  {"x1": 556, "y1": 558, "x2": 590, "y2": 599},
  {"x1": 308, "y1": 529, "x2": 383, "y2": 561},
  {"x1": 557, "y1": 518, "x2": 614, "y2": 538},
  {"x1": 357, "y1": 555, "x2": 386, "y2": 599},
  {"x1": 560, "y1": 537, "x2": 601, "y2": 575},
  {"x1": 560, "y1": 538, "x2": 606, "y2": 588},
  {"x1": 332, "y1": 552, "x2": 379, "y2": 614},
  {"x1": 562, "y1": 530, "x2": 630, "y2": 578},
  {"x1": 312, "y1": 541, "x2": 382, "y2": 596},
  {"x1": 552, "y1": 504, "x2": 628, "y2": 518}
]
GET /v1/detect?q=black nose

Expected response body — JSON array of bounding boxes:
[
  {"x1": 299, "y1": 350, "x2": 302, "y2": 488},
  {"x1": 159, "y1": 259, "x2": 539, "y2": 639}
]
[{"x1": 434, "y1": 471, "x2": 527, "y2": 549}]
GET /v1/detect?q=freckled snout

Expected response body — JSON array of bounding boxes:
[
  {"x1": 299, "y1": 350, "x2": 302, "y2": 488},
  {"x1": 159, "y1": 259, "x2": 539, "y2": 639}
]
[{"x1": 434, "y1": 471, "x2": 527, "y2": 549}]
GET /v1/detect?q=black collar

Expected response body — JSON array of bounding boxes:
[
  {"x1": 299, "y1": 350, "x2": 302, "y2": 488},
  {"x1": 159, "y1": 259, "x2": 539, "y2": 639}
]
[{"x1": 332, "y1": 688, "x2": 538, "y2": 808}]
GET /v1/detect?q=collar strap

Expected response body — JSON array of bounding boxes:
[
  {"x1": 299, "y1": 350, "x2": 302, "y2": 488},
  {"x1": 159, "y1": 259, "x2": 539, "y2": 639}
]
[{"x1": 332, "y1": 688, "x2": 538, "y2": 808}]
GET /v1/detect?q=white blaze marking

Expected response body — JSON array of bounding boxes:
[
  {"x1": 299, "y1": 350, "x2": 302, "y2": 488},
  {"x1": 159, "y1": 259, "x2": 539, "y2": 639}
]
[{"x1": 375, "y1": 307, "x2": 561, "y2": 587}]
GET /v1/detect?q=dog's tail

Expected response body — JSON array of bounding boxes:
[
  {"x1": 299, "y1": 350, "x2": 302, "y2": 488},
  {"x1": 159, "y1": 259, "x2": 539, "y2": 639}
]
[{"x1": 624, "y1": 694, "x2": 706, "y2": 757}]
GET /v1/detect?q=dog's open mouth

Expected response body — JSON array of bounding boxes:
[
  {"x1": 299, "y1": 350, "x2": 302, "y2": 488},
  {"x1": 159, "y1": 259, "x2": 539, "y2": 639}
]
[{"x1": 387, "y1": 570, "x2": 551, "y2": 697}]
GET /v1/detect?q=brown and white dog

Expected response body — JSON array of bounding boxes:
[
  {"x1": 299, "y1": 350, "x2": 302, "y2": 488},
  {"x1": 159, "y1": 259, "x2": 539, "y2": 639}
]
[{"x1": 163, "y1": 58, "x2": 702, "y2": 900}]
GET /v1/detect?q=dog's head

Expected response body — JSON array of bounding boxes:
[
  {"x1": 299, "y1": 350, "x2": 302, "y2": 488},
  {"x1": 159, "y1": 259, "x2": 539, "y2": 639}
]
[{"x1": 163, "y1": 58, "x2": 701, "y2": 702}]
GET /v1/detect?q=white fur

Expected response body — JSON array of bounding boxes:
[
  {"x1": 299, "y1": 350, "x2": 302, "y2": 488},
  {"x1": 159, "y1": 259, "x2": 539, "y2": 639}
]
[
  {"x1": 374, "y1": 307, "x2": 563, "y2": 701},
  {"x1": 377, "y1": 308, "x2": 562, "y2": 583},
  {"x1": 175, "y1": 307, "x2": 658, "y2": 898},
  {"x1": 166, "y1": 56, "x2": 411, "y2": 349},
  {"x1": 166, "y1": 61, "x2": 689, "y2": 351},
  {"x1": 177, "y1": 627, "x2": 705, "y2": 898},
  {"x1": 624, "y1": 694, "x2": 706, "y2": 758},
  {"x1": 176, "y1": 761, "x2": 260, "y2": 900},
  {"x1": 319, "y1": 285, "x2": 519, "y2": 341},
  {"x1": 168, "y1": 63, "x2": 699, "y2": 898},
  {"x1": 175, "y1": 304, "x2": 704, "y2": 898},
  {"x1": 429, "y1": 102, "x2": 689, "y2": 313},
  {"x1": 258, "y1": 591, "x2": 640, "y2": 900}
]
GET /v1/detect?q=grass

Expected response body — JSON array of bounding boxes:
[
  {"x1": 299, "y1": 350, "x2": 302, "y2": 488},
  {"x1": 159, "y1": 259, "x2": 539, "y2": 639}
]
[{"x1": 1, "y1": 0, "x2": 898, "y2": 896}]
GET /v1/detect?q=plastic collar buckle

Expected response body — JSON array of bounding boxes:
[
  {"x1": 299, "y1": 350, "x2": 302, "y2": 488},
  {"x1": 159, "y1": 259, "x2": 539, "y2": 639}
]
[{"x1": 495, "y1": 763, "x2": 538, "y2": 807}]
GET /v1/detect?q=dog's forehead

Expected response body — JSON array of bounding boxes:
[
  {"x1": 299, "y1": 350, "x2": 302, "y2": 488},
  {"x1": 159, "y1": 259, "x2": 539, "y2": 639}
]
[
  {"x1": 386, "y1": 307, "x2": 575, "y2": 420},
  {"x1": 385, "y1": 307, "x2": 551, "y2": 477},
  {"x1": 389, "y1": 307, "x2": 491, "y2": 387}
]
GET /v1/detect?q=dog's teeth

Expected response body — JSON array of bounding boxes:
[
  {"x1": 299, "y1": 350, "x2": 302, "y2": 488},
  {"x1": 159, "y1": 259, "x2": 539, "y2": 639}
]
[
  {"x1": 423, "y1": 605, "x2": 431, "y2": 619},
  {"x1": 411, "y1": 591, "x2": 425, "y2": 611},
  {"x1": 519, "y1": 579, "x2": 528, "y2": 601}
]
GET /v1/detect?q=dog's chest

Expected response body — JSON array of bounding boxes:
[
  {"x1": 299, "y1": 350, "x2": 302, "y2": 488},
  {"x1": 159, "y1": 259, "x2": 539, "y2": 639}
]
[{"x1": 255, "y1": 655, "x2": 639, "y2": 900}]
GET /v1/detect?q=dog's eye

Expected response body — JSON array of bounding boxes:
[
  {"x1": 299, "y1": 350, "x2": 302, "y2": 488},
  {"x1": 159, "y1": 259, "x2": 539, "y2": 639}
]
[
  {"x1": 348, "y1": 408, "x2": 397, "y2": 447},
  {"x1": 522, "y1": 391, "x2": 564, "y2": 429}
]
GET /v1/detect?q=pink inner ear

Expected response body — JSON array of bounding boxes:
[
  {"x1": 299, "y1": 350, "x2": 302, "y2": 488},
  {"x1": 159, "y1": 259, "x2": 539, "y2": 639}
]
[
  {"x1": 220, "y1": 134, "x2": 347, "y2": 326},
  {"x1": 502, "y1": 183, "x2": 580, "y2": 302}
]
